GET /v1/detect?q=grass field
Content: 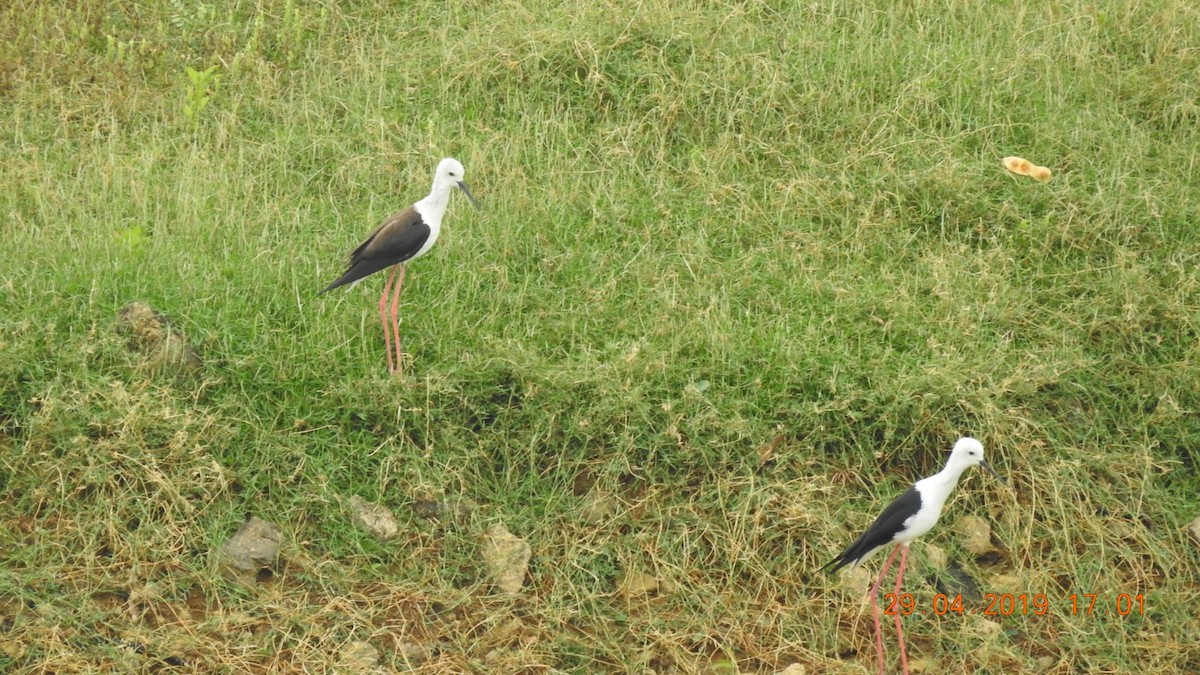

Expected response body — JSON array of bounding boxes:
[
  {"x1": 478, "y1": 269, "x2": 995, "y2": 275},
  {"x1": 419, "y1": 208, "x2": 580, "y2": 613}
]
[{"x1": 2, "y1": 0, "x2": 1199, "y2": 672}]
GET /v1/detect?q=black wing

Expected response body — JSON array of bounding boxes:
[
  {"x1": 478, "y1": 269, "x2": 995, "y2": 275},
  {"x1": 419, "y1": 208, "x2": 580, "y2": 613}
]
[
  {"x1": 821, "y1": 486, "x2": 922, "y2": 574},
  {"x1": 320, "y1": 208, "x2": 431, "y2": 294}
]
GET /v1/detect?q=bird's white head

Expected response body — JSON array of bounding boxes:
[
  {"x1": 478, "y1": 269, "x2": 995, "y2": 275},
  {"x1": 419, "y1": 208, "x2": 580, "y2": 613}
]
[
  {"x1": 434, "y1": 157, "x2": 466, "y2": 186},
  {"x1": 946, "y1": 437, "x2": 1002, "y2": 481},
  {"x1": 430, "y1": 157, "x2": 480, "y2": 210}
]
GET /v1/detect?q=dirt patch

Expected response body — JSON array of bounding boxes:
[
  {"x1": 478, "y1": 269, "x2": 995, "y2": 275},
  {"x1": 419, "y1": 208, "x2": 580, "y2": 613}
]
[{"x1": 116, "y1": 302, "x2": 202, "y2": 377}]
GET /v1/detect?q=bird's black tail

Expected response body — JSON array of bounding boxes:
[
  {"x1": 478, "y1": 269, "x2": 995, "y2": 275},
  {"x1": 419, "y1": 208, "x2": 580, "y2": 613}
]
[
  {"x1": 319, "y1": 259, "x2": 396, "y2": 295},
  {"x1": 820, "y1": 556, "x2": 847, "y2": 575}
]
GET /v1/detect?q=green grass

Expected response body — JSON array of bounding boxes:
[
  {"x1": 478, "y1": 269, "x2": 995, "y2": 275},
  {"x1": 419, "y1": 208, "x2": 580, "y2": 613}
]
[{"x1": 2, "y1": 0, "x2": 1199, "y2": 671}]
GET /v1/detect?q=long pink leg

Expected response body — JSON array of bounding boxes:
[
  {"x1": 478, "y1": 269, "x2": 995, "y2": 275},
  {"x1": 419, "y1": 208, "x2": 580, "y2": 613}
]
[
  {"x1": 893, "y1": 544, "x2": 911, "y2": 675},
  {"x1": 379, "y1": 266, "x2": 399, "y2": 373},
  {"x1": 389, "y1": 264, "x2": 406, "y2": 376},
  {"x1": 870, "y1": 544, "x2": 903, "y2": 675}
]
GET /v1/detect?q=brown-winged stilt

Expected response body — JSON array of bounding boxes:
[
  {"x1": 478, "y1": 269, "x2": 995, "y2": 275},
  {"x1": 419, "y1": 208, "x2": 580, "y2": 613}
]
[
  {"x1": 822, "y1": 437, "x2": 1003, "y2": 675},
  {"x1": 321, "y1": 157, "x2": 479, "y2": 375}
]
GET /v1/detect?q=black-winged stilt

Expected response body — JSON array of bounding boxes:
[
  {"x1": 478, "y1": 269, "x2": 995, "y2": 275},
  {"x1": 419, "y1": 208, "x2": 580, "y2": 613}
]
[
  {"x1": 822, "y1": 437, "x2": 1003, "y2": 675},
  {"x1": 321, "y1": 157, "x2": 479, "y2": 375}
]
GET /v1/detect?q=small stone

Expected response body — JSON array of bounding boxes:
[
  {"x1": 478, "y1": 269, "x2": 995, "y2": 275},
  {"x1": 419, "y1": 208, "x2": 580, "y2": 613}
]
[
  {"x1": 488, "y1": 618, "x2": 524, "y2": 641},
  {"x1": 618, "y1": 569, "x2": 660, "y2": 599},
  {"x1": 772, "y1": 665, "x2": 806, "y2": 675},
  {"x1": 396, "y1": 640, "x2": 430, "y2": 665},
  {"x1": 907, "y1": 658, "x2": 938, "y2": 673},
  {"x1": 349, "y1": 495, "x2": 399, "y2": 541},
  {"x1": 1186, "y1": 515, "x2": 1200, "y2": 545},
  {"x1": 988, "y1": 573, "x2": 1020, "y2": 593},
  {"x1": 337, "y1": 640, "x2": 379, "y2": 672},
  {"x1": 580, "y1": 491, "x2": 618, "y2": 524},
  {"x1": 481, "y1": 524, "x2": 530, "y2": 594},
  {"x1": 1036, "y1": 655, "x2": 1057, "y2": 671},
  {"x1": 967, "y1": 613, "x2": 1004, "y2": 640},
  {"x1": 843, "y1": 567, "x2": 872, "y2": 597},
  {"x1": 924, "y1": 544, "x2": 948, "y2": 570},
  {"x1": 1107, "y1": 518, "x2": 1137, "y2": 540},
  {"x1": 0, "y1": 639, "x2": 26, "y2": 660},
  {"x1": 218, "y1": 516, "x2": 281, "y2": 584},
  {"x1": 953, "y1": 515, "x2": 993, "y2": 555}
]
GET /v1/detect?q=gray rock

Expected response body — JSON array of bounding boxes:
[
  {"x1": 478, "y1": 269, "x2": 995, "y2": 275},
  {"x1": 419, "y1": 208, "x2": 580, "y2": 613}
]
[{"x1": 218, "y1": 516, "x2": 281, "y2": 584}]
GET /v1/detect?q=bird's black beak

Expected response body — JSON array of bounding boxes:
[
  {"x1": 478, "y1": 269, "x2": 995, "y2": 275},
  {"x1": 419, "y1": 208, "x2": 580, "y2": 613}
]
[
  {"x1": 980, "y1": 460, "x2": 1006, "y2": 485},
  {"x1": 457, "y1": 181, "x2": 481, "y2": 211}
]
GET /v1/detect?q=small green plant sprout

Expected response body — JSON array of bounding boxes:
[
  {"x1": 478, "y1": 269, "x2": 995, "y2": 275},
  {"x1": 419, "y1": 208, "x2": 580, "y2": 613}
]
[
  {"x1": 104, "y1": 35, "x2": 156, "y2": 70},
  {"x1": 115, "y1": 224, "x2": 148, "y2": 252},
  {"x1": 182, "y1": 65, "x2": 221, "y2": 128},
  {"x1": 105, "y1": 35, "x2": 129, "y2": 63}
]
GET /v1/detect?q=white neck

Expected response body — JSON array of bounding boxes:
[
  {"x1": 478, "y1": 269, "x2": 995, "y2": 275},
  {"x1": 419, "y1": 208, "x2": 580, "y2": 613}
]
[
  {"x1": 414, "y1": 180, "x2": 454, "y2": 228},
  {"x1": 914, "y1": 458, "x2": 973, "y2": 510}
]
